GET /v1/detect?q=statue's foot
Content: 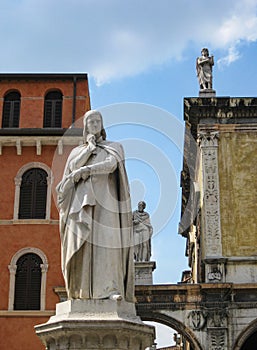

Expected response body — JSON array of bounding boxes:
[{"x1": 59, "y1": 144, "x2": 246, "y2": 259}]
[{"x1": 109, "y1": 293, "x2": 122, "y2": 301}]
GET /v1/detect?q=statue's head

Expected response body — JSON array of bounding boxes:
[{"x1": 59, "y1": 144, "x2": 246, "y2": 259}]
[
  {"x1": 201, "y1": 48, "x2": 209, "y2": 56},
  {"x1": 138, "y1": 201, "x2": 146, "y2": 212},
  {"x1": 83, "y1": 110, "x2": 106, "y2": 142}
]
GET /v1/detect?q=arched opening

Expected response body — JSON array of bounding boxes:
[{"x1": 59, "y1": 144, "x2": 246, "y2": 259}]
[
  {"x1": 2, "y1": 90, "x2": 21, "y2": 127},
  {"x1": 145, "y1": 322, "x2": 186, "y2": 349},
  {"x1": 14, "y1": 253, "x2": 43, "y2": 310},
  {"x1": 233, "y1": 318, "x2": 257, "y2": 350},
  {"x1": 141, "y1": 312, "x2": 203, "y2": 350},
  {"x1": 241, "y1": 331, "x2": 257, "y2": 349},
  {"x1": 18, "y1": 168, "x2": 48, "y2": 219},
  {"x1": 14, "y1": 162, "x2": 52, "y2": 221},
  {"x1": 44, "y1": 90, "x2": 63, "y2": 127},
  {"x1": 8, "y1": 247, "x2": 48, "y2": 311}
]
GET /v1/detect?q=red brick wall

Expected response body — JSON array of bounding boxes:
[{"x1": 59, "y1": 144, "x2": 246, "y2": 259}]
[
  {"x1": 0, "y1": 76, "x2": 90, "y2": 128},
  {"x1": 0, "y1": 75, "x2": 90, "y2": 349}
]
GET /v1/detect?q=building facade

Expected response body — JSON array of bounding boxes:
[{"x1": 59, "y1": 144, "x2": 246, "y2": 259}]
[
  {"x1": 0, "y1": 73, "x2": 90, "y2": 349},
  {"x1": 179, "y1": 96, "x2": 257, "y2": 349}
]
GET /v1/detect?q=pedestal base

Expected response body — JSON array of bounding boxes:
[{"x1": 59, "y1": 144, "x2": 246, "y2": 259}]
[
  {"x1": 199, "y1": 89, "x2": 216, "y2": 97},
  {"x1": 135, "y1": 261, "x2": 156, "y2": 285},
  {"x1": 35, "y1": 299, "x2": 155, "y2": 349}
]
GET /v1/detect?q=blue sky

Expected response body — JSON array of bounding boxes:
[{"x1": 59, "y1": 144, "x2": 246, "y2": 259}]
[{"x1": 2, "y1": 0, "x2": 257, "y2": 347}]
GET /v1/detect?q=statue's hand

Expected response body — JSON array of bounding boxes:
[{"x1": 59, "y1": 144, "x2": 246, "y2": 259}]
[
  {"x1": 87, "y1": 134, "x2": 96, "y2": 151},
  {"x1": 71, "y1": 169, "x2": 82, "y2": 183},
  {"x1": 81, "y1": 167, "x2": 90, "y2": 180}
]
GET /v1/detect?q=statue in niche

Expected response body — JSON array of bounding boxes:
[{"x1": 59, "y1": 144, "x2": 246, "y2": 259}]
[
  {"x1": 56, "y1": 110, "x2": 134, "y2": 302},
  {"x1": 196, "y1": 48, "x2": 214, "y2": 90},
  {"x1": 133, "y1": 201, "x2": 153, "y2": 262}
]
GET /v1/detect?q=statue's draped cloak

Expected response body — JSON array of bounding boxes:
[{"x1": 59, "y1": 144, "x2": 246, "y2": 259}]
[
  {"x1": 133, "y1": 210, "x2": 153, "y2": 261},
  {"x1": 196, "y1": 56, "x2": 213, "y2": 88},
  {"x1": 56, "y1": 140, "x2": 134, "y2": 301}
]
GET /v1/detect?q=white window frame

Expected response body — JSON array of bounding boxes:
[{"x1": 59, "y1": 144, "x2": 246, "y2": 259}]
[
  {"x1": 8, "y1": 247, "x2": 48, "y2": 311},
  {"x1": 13, "y1": 162, "x2": 53, "y2": 220}
]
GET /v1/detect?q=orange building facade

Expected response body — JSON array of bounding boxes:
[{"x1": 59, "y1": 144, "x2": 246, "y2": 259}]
[{"x1": 0, "y1": 74, "x2": 91, "y2": 349}]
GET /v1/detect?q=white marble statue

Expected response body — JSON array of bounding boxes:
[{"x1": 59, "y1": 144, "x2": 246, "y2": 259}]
[
  {"x1": 133, "y1": 201, "x2": 153, "y2": 262},
  {"x1": 56, "y1": 110, "x2": 134, "y2": 302},
  {"x1": 196, "y1": 48, "x2": 214, "y2": 90}
]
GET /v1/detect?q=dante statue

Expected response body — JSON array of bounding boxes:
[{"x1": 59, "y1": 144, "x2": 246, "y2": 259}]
[
  {"x1": 56, "y1": 110, "x2": 134, "y2": 302},
  {"x1": 133, "y1": 201, "x2": 153, "y2": 262},
  {"x1": 196, "y1": 48, "x2": 214, "y2": 90}
]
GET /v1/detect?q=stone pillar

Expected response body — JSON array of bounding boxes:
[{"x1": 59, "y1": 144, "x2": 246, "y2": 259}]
[
  {"x1": 198, "y1": 131, "x2": 225, "y2": 283},
  {"x1": 206, "y1": 309, "x2": 228, "y2": 350},
  {"x1": 35, "y1": 299, "x2": 155, "y2": 350}
]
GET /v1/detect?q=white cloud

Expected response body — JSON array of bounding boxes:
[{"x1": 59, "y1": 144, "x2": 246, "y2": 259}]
[
  {"x1": 0, "y1": 0, "x2": 257, "y2": 83},
  {"x1": 217, "y1": 44, "x2": 241, "y2": 68}
]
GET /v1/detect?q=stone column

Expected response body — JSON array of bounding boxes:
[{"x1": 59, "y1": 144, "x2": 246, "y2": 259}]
[
  {"x1": 35, "y1": 299, "x2": 155, "y2": 350},
  {"x1": 198, "y1": 131, "x2": 226, "y2": 283},
  {"x1": 206, "y1": 309, "x2": 228, "y2": 350}
]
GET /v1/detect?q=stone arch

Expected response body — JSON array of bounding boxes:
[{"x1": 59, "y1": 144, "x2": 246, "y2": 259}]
[
  {"x1": 140, "y1": 310, "x2": 204, "y2": 350},
  {"x1": 13, "y1": 162, "x2": 53, "y2": 220},
  {"x1": 232, "y1": 318, "x2": 257, "y2": 350},
  {"x1": 8, "y1": 247, "x2": 48, "y2": 311},
  {"x1": 69, "y1": 334, "x2": 83, "y2": 349},
  {"x1": 103, "y1": 334, "x2": 118, "y2": 348},
  {"x1": 85, "y1": 334, "x2": 100, "y2": 348}
]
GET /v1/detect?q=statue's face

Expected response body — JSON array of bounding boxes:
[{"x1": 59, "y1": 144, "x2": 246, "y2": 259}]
[
  {"x1": 86, "y1": 114, "x2": 102, "y2": 136},
  {"x1": 202, "y1": 49, "x2": 208, "y2": 57},
  {"x1": 138, "y1": 202, "x2": 145, "y2": 212}
]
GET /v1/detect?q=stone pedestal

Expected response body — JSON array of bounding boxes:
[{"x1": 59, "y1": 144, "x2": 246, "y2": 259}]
[
  {"x1": 135, "y1": 261, "x2": 156, "y2": 285},
  {"x1": 35, "y1": 299, "x2": 155, "y2": 350},
  {"x1": 199, "y1": 89, "x2": 216, "y2": 97}
]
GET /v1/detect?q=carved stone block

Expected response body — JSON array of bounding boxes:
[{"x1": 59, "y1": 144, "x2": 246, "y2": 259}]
[
  {"x1": 135, "y1": 261, "x2": 156, "y2": 285},
  {"x1": 35, "y1": 300, "x2": 155, "y2": 350}
]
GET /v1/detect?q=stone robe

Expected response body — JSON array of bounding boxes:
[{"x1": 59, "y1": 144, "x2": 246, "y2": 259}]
[
  {"x1": 133, "y1": 210, "x2": 153, "y2": 262},
  {"x1": 56, "y1": 140, "x2": 134, "y2": 301},
  {"x1": 196, "y1": 55, "x2": 214, "y2": 89}
]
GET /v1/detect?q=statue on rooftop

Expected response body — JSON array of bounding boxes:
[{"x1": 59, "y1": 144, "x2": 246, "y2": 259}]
[
  {"x1": 56, "y1": 110, "x2": 134, "y2": 302},
  {"x1": 196, "y1": 48, "x2": 214, "y2": 90},
  {"x1": 133, "y1": 201, "x2": 153, "y2": 262}
]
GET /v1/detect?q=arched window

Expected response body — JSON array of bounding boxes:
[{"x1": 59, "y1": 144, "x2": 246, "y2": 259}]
[
  {"x1": 14, "y1": 253, "x2": 42, "y2": 310},
  {"x1": 8, "y1": 247, "x2": 48, "y2": 311},
  {"x1": 241, "y1": 331, "x2": 257, "y2": 350},
  {"x1": 14, "y1": 163, "x2": 52, "y2": 221},
  {"x1": 18, "y1": 168, "x2": 48, "y2": 219},
  {"x1": 44, "y1": 90, "x2": 63, "y2": 127},
  {"x1": 2, "y1": 91, "x2": 21, "y2": 128}
]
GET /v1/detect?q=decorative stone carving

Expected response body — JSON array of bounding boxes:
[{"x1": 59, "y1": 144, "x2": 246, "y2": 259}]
[
  {"x1": 205, "y1": 262, "x2": 226, "y2": 283},
  {"x1": 198, "y1": 131, "x2": 222, "y2": 260},
  {"x1": 208, "y1": 329, "x2": 227, "y2": 350},
  {"x1": 35, "y1": 300, "x2": 155, "y2": 350},
  {"x1": 188, "y1": 310, "x2": 206, "y2": 330},
  {"x1": 207, "y1": 309, "x2": 228, "y2": 328}
]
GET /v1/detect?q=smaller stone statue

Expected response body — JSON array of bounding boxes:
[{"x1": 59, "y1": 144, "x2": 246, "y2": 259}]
[
  {"x1": 196, "y1": 48, "x2": 214, "y2": 90},
  {"x1": 133, "y1": 201, "x2": 153, "y2": 262}
]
